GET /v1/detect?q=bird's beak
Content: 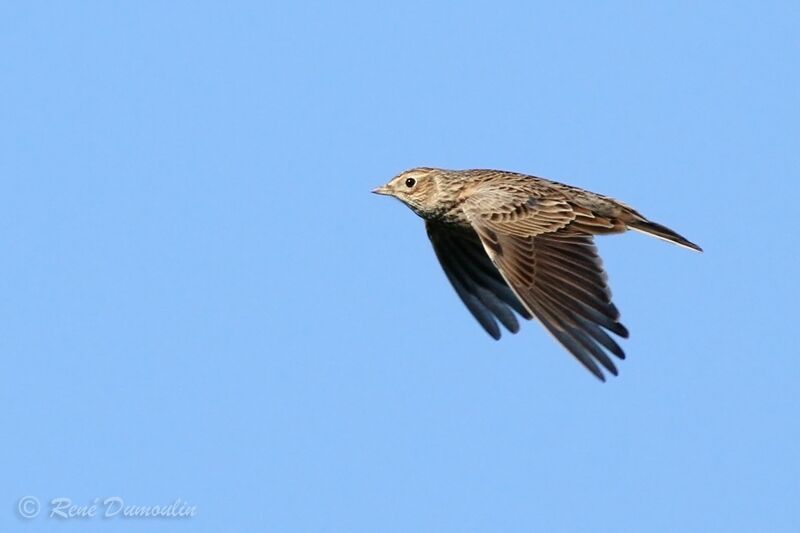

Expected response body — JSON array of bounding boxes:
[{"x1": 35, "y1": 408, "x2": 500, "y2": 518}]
[{"x1": 371, "y1": 184, "x2": 392, "y2": 196}]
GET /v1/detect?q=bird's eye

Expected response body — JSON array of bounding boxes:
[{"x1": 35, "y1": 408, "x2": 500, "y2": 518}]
[{"x1": 405, "y1": 178, "x2": 416, "y2": 188}]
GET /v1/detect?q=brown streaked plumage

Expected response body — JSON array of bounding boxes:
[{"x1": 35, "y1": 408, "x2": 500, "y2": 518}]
[{"x1": 372, "y1": 167, "x2": 702, "y2": 381}]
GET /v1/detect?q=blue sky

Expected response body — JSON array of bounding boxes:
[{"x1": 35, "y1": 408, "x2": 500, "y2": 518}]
[{"x1": 1, "y1": 2, "x2": 798, "y2": 532}]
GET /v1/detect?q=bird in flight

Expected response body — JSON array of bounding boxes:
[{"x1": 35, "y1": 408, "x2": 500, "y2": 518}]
[{"x1": 372, "y1": 167, "x2": 701, "y2": 380}]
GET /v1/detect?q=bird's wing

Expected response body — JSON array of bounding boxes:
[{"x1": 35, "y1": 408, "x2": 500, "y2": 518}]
[
  {"x1": 426, "y1": 220, "x2": 532, "y2": 340},
  {"x1": 463, "y1": 191, "x2": 629, "y2": 380}
]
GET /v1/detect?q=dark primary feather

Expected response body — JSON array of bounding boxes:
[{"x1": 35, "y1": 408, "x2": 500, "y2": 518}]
[{"x1": 426, "y1": 221, "x2": 531, "y2": 339}]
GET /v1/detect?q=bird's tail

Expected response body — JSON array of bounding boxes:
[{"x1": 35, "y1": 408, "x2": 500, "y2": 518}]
[{"x1": 627, "y1": 219, "x2": 703, "y2": 252}]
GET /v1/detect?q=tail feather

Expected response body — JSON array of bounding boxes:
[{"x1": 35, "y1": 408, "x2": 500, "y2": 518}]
[{"x1": 627, "y1": 219, "x2": 703, "y2": 252}]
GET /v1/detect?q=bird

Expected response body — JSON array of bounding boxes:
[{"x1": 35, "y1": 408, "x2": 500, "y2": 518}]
[{"x1": 372, "y1": 167, "x2": 702, "y2": 381}]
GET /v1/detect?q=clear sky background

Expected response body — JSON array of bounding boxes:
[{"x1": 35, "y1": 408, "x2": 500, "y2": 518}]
[{"x1": 2, "y1": 2, "x2": 798, "y2": 532}]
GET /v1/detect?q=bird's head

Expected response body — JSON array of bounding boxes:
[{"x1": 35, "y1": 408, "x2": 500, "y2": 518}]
[{"x1": 372, "y1": 167, "x2": 451, "y2": 218}]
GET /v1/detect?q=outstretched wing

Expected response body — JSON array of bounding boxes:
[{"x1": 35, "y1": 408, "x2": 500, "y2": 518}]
[
  {"x1": 426, "y1": 221, "x2": 531, "y2": 340},
  {"x1": 463, "y1": 190, "x2": 629, "y2": 380}
]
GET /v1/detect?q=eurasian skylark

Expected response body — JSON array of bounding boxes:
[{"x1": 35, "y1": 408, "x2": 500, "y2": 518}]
[{"x1": 373, "y1": 167, "x2": 701, "y2": 380}]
